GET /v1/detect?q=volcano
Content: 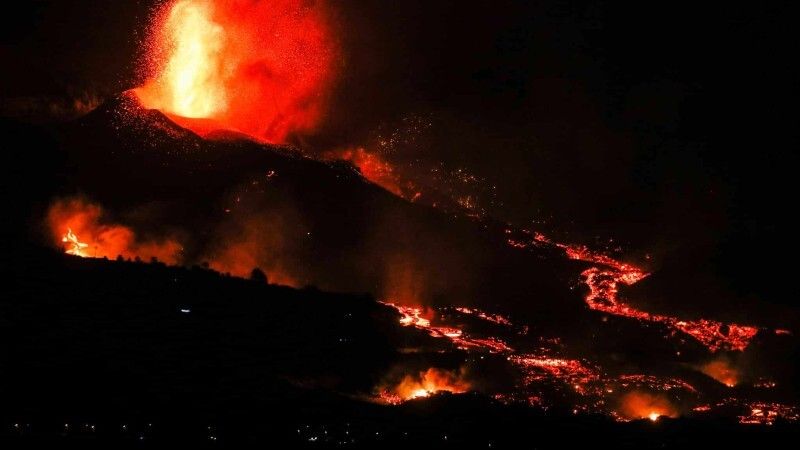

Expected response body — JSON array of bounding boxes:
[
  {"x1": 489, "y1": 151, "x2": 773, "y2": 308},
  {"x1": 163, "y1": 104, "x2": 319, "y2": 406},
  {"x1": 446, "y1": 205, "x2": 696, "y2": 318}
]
[{"x1": 2, "y1": 1, "x2": 798, "y2": 444}]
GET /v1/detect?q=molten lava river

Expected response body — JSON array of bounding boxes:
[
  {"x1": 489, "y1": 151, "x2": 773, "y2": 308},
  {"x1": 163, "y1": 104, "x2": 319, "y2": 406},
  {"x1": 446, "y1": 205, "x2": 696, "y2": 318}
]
[{"x1": 374, "y1": 229, "x2": 798, "y2": 425}]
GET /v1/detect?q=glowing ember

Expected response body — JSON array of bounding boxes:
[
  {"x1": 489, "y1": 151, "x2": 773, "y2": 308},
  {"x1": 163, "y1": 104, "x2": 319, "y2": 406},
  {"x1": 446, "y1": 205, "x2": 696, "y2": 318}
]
[
  {"x1": 510, "y1": 355, "x2": 598, "y2": 384},
  {"x1": 136, "y1": 0, "x2": 336, "y2": 142},
  {"x1": 738, "y1": 402, "x2": 800, "y2": 425},
  {"x1": 454, "y1": 307, "x2": 513, "y2": 326},
  {"x1": 62, "y1": 228, "x2": 89, "y2": 257},
  {"x1": 615, "y1": 374, "x2": 696, "y2": 393}
]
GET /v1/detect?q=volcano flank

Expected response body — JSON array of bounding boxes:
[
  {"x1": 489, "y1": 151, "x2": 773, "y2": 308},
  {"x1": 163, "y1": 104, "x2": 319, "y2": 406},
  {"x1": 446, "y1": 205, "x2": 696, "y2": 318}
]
[{"x1": 2, "y1": 90, "x2": 799, "y2": 446}]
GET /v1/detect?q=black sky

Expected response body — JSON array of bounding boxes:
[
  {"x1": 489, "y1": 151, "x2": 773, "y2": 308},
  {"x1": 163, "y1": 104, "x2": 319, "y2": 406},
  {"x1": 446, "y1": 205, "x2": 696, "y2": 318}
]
[{"x1": 2, "y1": 0, "x2": 797, "y2": 307}]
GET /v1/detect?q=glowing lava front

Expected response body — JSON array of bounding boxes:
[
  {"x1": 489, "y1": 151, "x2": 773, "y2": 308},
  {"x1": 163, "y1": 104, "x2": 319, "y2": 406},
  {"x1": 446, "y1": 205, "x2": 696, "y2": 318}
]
[
  {"x1": 136, "y1": 0, "x2": 336, "y2": 142},
  {"x1": 530, "y1": 233, "x2": 759, "y2": 352}
]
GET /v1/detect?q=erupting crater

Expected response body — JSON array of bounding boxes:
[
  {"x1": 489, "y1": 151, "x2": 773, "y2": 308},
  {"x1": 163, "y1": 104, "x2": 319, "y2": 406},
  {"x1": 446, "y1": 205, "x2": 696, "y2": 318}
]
[{"x1": 135, "y1": 0, "x2": 337, "y2": 143}]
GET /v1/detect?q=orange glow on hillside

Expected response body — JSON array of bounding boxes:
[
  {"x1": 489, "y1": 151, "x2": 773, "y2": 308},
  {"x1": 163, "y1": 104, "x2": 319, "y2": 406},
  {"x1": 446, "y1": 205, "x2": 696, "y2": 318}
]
[
  {"x1": 618, "y1": 391, "x2": 678, "y2": 421},
  {"x1": 204, "y1": 214, "x2": 299, "y2": 287},
  {"x1": 324, "y1": 148, "x2": 417, "y2": 199},
  {"x1": 47, "y1": 198, "x2": 182, "y2": 264},
  {"x1": 698, "y1": 358, "x2": 740, "y2": 387},
  {"x1": 136, "y1": 0, "x2": 336, "y2": 142},
  {"x1": 380, "y1": 368, "x2": 470, "y2": 404}
]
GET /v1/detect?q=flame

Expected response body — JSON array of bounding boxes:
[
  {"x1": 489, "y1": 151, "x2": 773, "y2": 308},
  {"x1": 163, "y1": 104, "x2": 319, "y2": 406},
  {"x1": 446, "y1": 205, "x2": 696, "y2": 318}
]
[
  {"x1": 62, "y1": 228, "x2": 89, "y2": 256},
  {"x1": 47, "y1": 198, "x2": 182, "y2": 264},
  {"x1": 381, "y1": 368, "x2": 470, "y2": 403},
  {"x1": 617, "y1": 391, "x2": 678, "y2": 421},
  {"x1": 698, "y1": 358, "x2": 740, "y2": 387},
  {"x1": 136, "y1": 0, "x2": 336, "y2": 142}
]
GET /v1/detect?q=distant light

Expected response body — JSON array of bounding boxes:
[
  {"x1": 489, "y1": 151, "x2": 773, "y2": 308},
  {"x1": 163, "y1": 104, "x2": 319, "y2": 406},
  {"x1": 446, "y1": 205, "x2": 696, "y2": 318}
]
[
  {"x1": 649, "y1": 413, "x2": 659, "y2": 422},
  {"x1": 180, "y1": 308, "x2": 191, "y2": 314}
]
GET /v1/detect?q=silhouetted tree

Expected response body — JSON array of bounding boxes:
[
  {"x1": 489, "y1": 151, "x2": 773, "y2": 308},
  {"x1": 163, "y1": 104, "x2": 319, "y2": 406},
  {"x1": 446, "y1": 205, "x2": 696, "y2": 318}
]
[
  {"x1": 250, "y1": 267, "x2": 268, "y2": 284},
  {"x1": 116, "y1": 255, "x2": 124, "y2": 262}
]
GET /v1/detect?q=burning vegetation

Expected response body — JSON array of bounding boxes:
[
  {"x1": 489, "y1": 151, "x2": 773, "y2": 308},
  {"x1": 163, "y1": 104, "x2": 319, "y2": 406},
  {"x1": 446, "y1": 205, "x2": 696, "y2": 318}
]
[
  {"x1": 379, "y1": 367, "x2": 471, "y2": 404},
  {"x1": 48, "y1": 198, "x2": 182, "y2": 264},
  {"x1": 617, "y1": 391, "x2": 678, "y2": 422}
]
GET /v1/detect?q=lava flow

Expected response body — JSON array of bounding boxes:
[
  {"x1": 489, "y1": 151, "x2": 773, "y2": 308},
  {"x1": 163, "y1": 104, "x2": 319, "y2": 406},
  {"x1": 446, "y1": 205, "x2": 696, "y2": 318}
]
[
  {"x1": 531, "y1": 233, "x2": 759, "y2": 352},
  {"x1": 135, "y1": 0, "x2": 336, "y2": 142},
  {"x1": 381, "y1": 302, "x2": 514, "y2": 353},
  {"x1": 381, "y1": 299, "x2": 699, "y2": 419},
  {"x1": 323, "y1": 148, "x2": 418, "y2": 200}
]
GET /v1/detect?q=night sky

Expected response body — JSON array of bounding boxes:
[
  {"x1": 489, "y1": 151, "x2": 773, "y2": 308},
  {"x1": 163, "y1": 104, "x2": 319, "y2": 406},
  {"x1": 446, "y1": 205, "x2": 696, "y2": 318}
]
[{"x1": 2, "y1": 0, "x2": 797, "y2": 309}]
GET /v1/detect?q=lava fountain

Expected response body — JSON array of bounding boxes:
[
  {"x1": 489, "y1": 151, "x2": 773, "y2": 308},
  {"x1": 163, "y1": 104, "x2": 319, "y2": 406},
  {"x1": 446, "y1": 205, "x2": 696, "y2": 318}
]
[{"x1": 135, "y1": 0, "x2": 337, "y2": 142}]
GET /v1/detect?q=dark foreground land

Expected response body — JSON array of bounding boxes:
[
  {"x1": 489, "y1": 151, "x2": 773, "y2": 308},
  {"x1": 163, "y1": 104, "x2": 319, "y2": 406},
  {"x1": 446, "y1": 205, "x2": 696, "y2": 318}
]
[{"x1": 2, "y1": 249, "x2": 798, "y2": 448}]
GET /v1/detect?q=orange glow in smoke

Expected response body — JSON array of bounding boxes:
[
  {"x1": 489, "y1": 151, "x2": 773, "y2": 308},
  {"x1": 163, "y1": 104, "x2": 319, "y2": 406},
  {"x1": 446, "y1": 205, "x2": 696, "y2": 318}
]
[
  {"x1": 618, "y1": 391, "x2": 678, "y2": 421},
  {"x1": 204, "y1": 213, "x2": 300, "y2": 287},
  {"x1": 530, "y1": 233, "x2": 759, "y2": 352},
  {"x1": 324, "y1": 148, "x2": 418, "y2": 199},
  {"x1": 381, "y1": 368, "x2": 470, "y2": 404},
  {"x1": 136, "y1": 0, "x2": 336, "y2": 142},
  {"x1": 47, "y1": 198, "x2": 183, "y2": 264},
  {"x1": 208, "y1": 239, "x2": 298, "y2": 287},
  {"x1": 62, "y1": 228, "x2": 89, "y2": 257},
  {"x1": 698, "y1": 358, "x2": 740, "y2": 387}
]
